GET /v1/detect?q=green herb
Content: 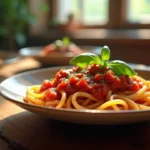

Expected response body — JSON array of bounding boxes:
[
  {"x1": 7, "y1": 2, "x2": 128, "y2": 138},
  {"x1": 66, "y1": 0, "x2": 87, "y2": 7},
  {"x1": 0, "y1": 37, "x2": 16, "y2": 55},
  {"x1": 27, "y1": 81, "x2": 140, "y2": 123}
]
[
  {"x1": 101, "y1": 45, "x2": 110, "y2": 66},
  {"x1": 70, "y1": 53, "x2": 101, "y2": 68},
  {"x1": 49, "y1": 78, "x2": 53, "y2": 81},
  {"x1": 62, "y1": 36, "x2": 70, "y2": 45},
  {"x1": 69, "y1": 45, "x2": 136, "y2": 76},
  {"x1": 54, "y1": 36, "x2": 70, "y2": 50},
  {"x1": 108, "y1": 60, "x2": 135, "y2": 76}
]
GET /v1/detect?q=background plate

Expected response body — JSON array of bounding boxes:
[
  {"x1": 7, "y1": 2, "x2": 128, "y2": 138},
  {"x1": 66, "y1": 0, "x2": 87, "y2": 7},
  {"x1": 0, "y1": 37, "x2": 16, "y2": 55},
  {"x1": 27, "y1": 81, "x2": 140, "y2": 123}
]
[{"x1": 19, "y1": 46, "x2": 101, "y2": 65}]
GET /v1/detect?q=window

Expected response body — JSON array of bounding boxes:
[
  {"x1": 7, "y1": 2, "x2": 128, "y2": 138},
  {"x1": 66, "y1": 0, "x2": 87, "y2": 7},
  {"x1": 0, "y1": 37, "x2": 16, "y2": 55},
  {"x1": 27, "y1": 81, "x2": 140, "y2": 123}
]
[
  {"x1": 55, "y1": 0, "x2": 108, "y2": 26},
  {"x1": 81, "y1": 0, "x2": 109, "y2": 25},
  {"x1": 52, "y1": 0, "x2": 150, "y2": 29},
  {"x1": 127, "y1": 0, "x2": 150, "y2": 24}
]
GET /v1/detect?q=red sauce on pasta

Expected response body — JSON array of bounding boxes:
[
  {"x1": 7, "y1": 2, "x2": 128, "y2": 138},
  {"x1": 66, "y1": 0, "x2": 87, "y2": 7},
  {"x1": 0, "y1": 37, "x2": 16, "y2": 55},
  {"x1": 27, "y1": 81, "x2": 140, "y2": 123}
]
[
  {"x1": 41, "y1": 43, "x2": 82, "y2": 55},
  {"x1": 39, "y1": 64, "x2": 142, "y2": 101}
]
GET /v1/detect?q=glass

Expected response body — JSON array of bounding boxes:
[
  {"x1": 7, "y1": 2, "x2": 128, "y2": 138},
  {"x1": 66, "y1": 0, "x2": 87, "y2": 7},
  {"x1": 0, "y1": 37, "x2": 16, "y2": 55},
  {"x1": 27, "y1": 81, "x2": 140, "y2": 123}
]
[
  {"x1": 82, "y1": 0, "x2": 109, "y2": 25},
  {"x1": 127, "y1": 0, "x2": 150, "y2": 23}
]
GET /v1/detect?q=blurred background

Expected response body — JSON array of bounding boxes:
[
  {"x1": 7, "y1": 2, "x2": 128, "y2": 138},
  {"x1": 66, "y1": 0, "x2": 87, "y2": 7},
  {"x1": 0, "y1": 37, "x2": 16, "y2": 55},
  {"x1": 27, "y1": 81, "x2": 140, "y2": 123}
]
[{"x1": 1, "y1": 0, "x2": 150, "y2": 64}]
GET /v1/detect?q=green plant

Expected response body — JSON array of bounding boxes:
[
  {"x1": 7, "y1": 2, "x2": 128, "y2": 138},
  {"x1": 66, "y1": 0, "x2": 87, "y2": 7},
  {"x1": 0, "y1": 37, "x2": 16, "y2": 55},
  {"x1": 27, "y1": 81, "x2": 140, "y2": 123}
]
[{"x1": 0, "y1": 0, "x2": 35, "y2": 50}]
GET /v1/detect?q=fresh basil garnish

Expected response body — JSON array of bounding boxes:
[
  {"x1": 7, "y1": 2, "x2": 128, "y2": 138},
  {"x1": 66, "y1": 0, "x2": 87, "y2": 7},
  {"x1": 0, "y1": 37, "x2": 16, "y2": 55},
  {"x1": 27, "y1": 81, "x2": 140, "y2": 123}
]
[
  {"x1": 54, "y1": 36, "x2": 70, "y2": 49},
  {"x1": 62, "y1": 36, "x2": 70, "y2": 45},
  {"x1": 101, "y1": 45, "x2": 110, "y2": 66},
  {"x1": 69, "y1": 45, "x2": 136, "y2": 76},
  {"x1": 69, "y1": 53, "x2": 101, "y2": 68},
  {"x1": 108, "y1": 60, "x2": 136, "y2": 76}
]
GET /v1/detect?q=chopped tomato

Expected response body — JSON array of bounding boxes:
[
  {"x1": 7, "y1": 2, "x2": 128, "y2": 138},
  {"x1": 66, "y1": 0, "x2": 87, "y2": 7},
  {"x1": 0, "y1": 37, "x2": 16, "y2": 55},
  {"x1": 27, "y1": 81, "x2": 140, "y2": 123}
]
[
  {"x1": 110, "y1": 78, "x2": 121, "y2": 90},
  {"x1": 129, "y1": 81, "x2": 140, "y2": 91},
  {"x1": 57, "y1": 81, "x2": 68, "y2": 91},
  {"x1": 69, "y1": 76, "x2": 79, "y2": 85},
  {"x1": 139, "y1": 82, "x2": 144, "y2": 88},
  {"x1": 72, "y1": 66, "x2": 81, "y2": 72},
  {"x1": 94, "y1": 74, "x2": 103, "y2": 83},
  {"x1": 59, "y1": 69, "x2": 69, "y2": 78},
  {"x1": 92, "y1": 83, "x2": 108, "y2": 100},
  {"x1": 45, "y1": 88, "x2": 57, "y2": 101},
  {"x1": 88, "y1": 63, "x2": 100, "y2": 75},
  {"x1": 76, "y1": 73, "x2": 83, "y2": 78},
  {"x1": 119, "y1": 75, "x2": 129, "y2": 90},
  {"x1": 65, "y1": 84, "x2": 77, "y2": 95},
  {"x1": 55, "y1": 69, "x2": 69, "y2": 81},
  {"x1": 104, "y1": 71, "x2": 116, "y2": 84},
  {"x1": 76, "y1": 78, "x2": 91, "y2": 92},
  {"x1": 40, "y1": 80, "x2": 53, "y2": 92}
]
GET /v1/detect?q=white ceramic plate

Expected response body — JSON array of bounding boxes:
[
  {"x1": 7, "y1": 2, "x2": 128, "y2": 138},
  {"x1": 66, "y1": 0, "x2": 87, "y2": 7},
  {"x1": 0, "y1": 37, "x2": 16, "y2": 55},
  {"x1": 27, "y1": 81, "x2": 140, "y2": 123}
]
[
  {"x1": 1, "y1": 66, "x2": 150, "y2": 125},
  {"x1": 19, "y1": 46, "x2": 101, "y2": 65}
]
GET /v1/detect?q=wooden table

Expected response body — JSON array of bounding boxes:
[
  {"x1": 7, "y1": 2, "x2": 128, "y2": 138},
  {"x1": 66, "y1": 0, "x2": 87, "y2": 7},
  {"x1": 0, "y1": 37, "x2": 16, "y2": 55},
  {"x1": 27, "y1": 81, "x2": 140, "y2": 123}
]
[{"x1": 0, "y1": 57, "x2": 150, "y2": 150}]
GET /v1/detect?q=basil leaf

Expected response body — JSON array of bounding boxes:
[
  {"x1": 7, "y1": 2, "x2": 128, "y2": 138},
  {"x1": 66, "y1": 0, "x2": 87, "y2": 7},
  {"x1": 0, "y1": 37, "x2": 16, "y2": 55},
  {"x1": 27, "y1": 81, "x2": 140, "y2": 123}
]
[
  {"x1": 108, "y1": 60, "x2": 136, "y2": 76},
  {"x1": 62, "y1": 36, "x2": 70, "y2": 45},
  {"x1": 101, "y1": 45, "x2": 110, "y2": 61},
  {"x1": 109, "y1": 65, "x2": 125, "y2": 76},
  {"x1": 69, "y1": 53, "x2": 101, "y2": 68},
  {"x1": 101, "y1": 45, "x2": 110, "y2": 67}
]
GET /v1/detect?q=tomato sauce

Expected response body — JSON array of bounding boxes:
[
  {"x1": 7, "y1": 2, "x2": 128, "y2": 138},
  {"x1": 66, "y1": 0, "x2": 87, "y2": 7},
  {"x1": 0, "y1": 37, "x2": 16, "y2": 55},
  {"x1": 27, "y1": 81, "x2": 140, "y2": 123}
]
[{"x1": 40, "y1": 64, "x2": 142, "y2": 101}]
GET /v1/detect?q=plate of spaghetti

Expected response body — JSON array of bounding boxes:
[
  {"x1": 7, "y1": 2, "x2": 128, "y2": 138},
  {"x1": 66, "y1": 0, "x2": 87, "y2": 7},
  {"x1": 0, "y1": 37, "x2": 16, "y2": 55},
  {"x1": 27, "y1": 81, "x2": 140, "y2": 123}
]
[
  {"x1": 19, "y1": 37, "x2": 100, "y2": 66},
  {"x1": 1, "y1": 45, "x2": 150, "y2": 125}
]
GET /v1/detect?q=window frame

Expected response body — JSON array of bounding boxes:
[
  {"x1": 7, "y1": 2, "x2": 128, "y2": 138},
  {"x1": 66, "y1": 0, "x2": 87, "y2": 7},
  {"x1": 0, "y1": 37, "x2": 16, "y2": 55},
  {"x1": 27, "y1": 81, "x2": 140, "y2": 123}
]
[{"x1": 50, "y1": 0, "x2": 150, "y2": 29}]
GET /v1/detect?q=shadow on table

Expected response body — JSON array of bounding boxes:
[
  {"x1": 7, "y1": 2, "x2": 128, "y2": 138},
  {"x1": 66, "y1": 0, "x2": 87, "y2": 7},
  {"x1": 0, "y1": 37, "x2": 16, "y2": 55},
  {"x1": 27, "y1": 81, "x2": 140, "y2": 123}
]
[
  {"x1": 0, "y1": 75, "x2": 7, "y2": 82},
  {"x1": 0, "y1": 111, "x2": 150, "y2": 150}
]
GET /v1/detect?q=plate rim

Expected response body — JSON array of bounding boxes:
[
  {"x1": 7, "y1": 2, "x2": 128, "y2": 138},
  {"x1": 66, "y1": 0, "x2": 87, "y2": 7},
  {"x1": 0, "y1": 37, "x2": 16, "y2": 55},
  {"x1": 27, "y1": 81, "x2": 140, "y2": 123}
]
[{"x1": 19, "y1": 46, "x2": 101, "y2": 57}]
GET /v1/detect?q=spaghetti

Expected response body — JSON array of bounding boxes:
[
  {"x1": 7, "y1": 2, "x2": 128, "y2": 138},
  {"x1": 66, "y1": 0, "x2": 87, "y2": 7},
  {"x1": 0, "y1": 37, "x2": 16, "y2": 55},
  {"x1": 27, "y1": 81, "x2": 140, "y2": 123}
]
[{"x1": 24, "y1": 64, "x2": 150, "y2": 111}]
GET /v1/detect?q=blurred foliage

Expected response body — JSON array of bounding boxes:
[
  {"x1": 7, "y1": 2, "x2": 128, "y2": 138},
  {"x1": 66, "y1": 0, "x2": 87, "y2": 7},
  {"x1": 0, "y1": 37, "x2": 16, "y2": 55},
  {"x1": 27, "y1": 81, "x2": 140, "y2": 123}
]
[
  {"x1": 0, "y1": 0, "x2": 35, "y2": 47},
  {"x1": 39, "y1": 3, "x2": 50, "y2": 13}
]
